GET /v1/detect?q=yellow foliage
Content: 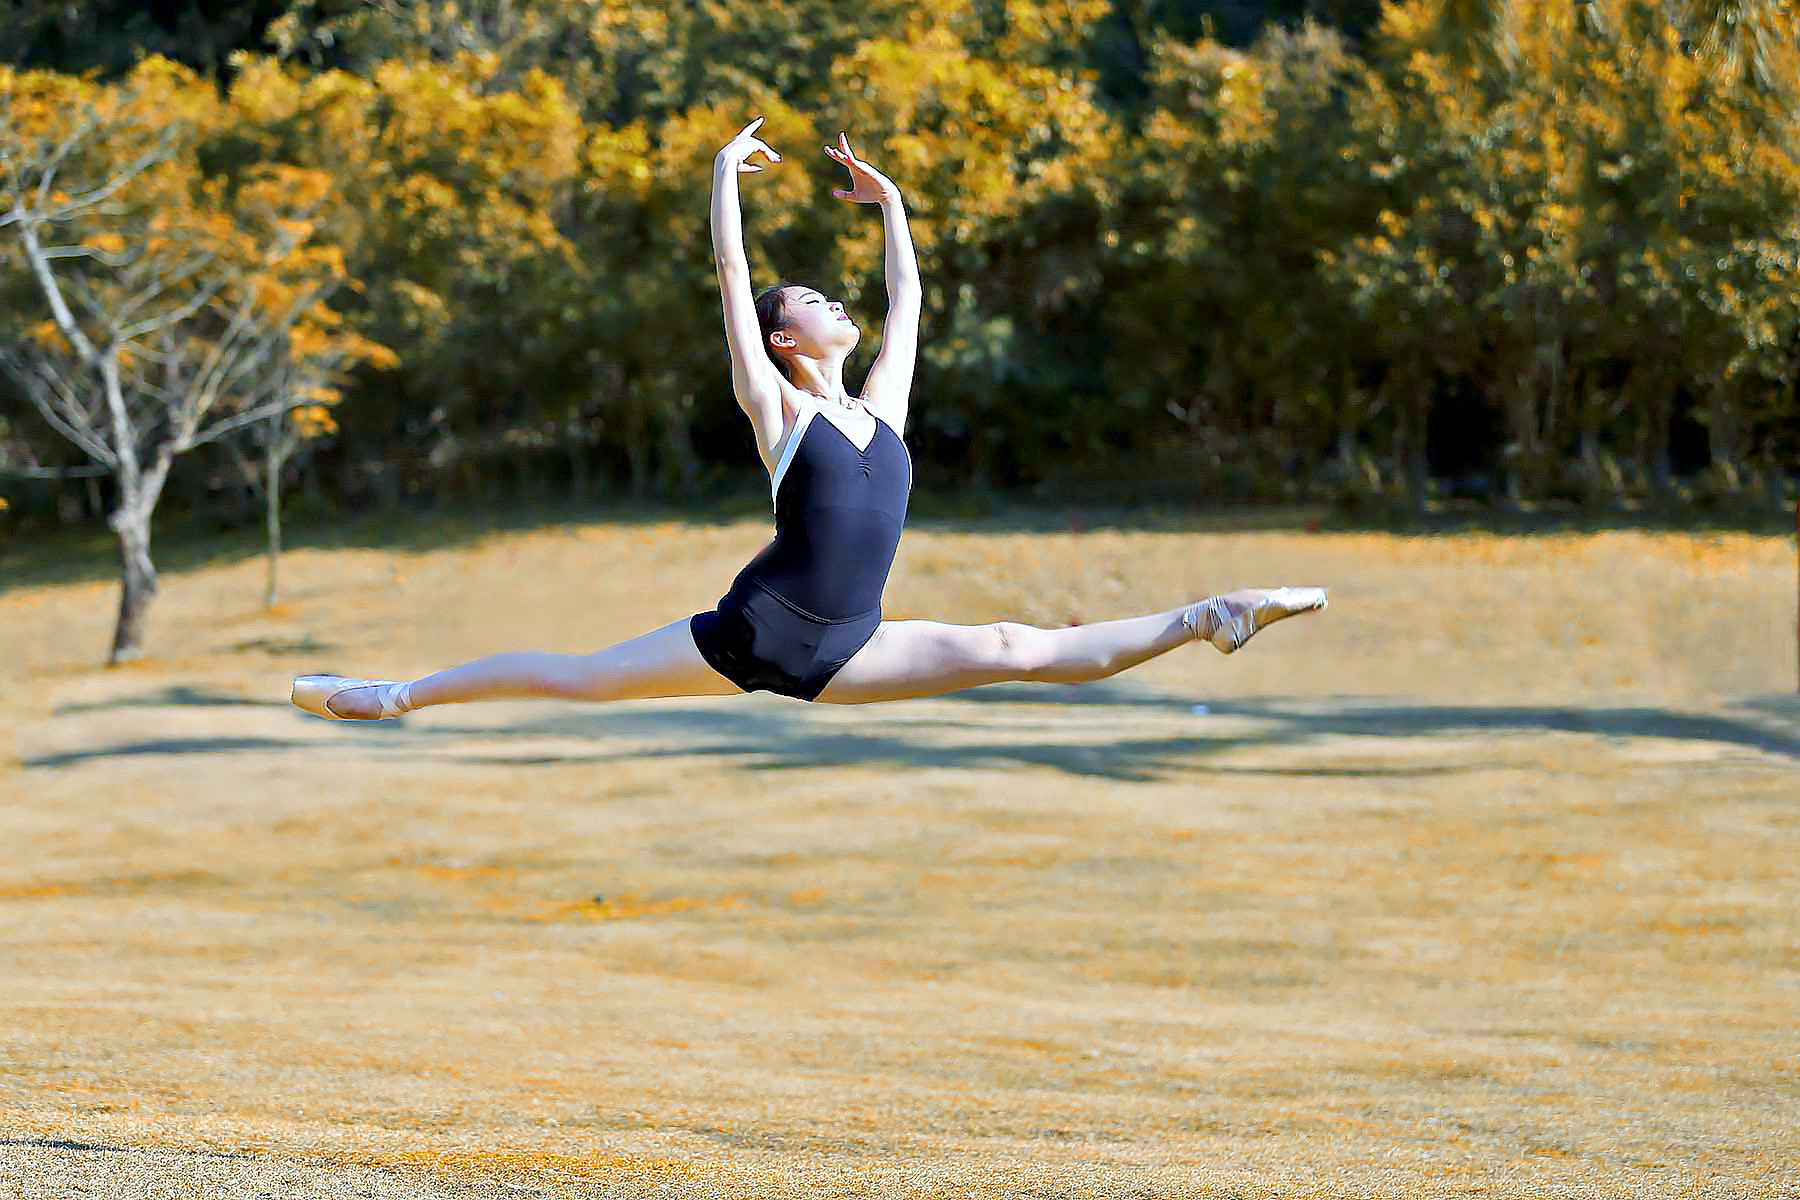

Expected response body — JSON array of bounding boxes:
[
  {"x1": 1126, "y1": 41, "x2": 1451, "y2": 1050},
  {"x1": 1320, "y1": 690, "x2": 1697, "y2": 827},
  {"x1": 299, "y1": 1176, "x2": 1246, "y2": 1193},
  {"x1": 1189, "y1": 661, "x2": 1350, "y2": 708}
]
[
  {"x1": 392, "y1": 280, "x2": 450, "y2": 322},
  {"x1": 830, "y1": 21, "x2": 1114, "y2": 254},
  {"x1": 586, "y1": 1, "x2": 670, "y2": 50},
  {"x1": 290, "y1": 404, "x2": 338, "y2": 438},
  {"x1": 224, "y1": 52, "x2": 581, "y2": 271},
  {"x1": 993, "y1": 0, "x2": 1111, "y2": 61},
  {"x1": 334, "y1": 332, "x2": 400, "y2": 371},
  {"x1": 583, "y1": 120, "x2": 653, "y2": 194},
  {"x1": 26, "y1": 320, "x2": 67, "y2": 352}
]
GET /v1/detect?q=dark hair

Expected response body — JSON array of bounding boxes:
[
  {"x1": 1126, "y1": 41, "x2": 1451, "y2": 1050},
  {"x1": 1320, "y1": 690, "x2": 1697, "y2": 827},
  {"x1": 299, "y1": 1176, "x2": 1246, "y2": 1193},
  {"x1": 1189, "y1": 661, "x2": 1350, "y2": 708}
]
[{"x1": 754, "y1": 280, "x2": 802, "y2": 380}]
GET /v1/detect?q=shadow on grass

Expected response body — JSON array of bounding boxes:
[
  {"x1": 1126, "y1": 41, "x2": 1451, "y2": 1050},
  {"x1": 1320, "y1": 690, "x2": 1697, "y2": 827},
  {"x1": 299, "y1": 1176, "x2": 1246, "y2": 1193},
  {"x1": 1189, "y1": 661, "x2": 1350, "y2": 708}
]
[
  {"x1": 23, "y1": 681, "x2": 1800, "y2": 780},
  {"x1": 26, "y1": 736, "x2": 296, "y2": 768},
  {"x1": 0, "y1": 1138, "x2": 255, "y2": 1162},
  {"x1": 952, "y1": 684, "x2": 1800, "y2": 757},
  {"x1": 54, "y1": 684, "x2": 293, "y2": 716},
  {"x1": 7, "y1": 489, "x2": 1794, "y2": 596}
]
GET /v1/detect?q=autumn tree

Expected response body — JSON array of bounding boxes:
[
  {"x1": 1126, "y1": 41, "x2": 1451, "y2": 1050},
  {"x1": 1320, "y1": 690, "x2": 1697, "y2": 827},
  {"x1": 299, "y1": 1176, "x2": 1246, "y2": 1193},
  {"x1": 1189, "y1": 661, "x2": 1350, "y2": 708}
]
[
  {"x1": 1110, "y1": 23, "x2": 1376, "y2": 500},
  {"x1": 806, "y1": 2, "x2": 1121, "y2": 484},
  {"x1": 0, "y1": 59, "x2": 378, "y2": 659},
  {"x1": 224, "y1": 51, "x2": 582, "y2": 504},
  {"x1": 204, "y1": 163, "x2": 396, "y2": 606}
]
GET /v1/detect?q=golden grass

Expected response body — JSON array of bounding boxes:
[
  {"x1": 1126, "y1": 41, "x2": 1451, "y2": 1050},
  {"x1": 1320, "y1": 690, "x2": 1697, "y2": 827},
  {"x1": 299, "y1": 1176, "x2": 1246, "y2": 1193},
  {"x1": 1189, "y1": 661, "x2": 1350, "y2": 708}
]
[{"x1": 1, "y1": 515, "x2": 1796, "y2": 1198}]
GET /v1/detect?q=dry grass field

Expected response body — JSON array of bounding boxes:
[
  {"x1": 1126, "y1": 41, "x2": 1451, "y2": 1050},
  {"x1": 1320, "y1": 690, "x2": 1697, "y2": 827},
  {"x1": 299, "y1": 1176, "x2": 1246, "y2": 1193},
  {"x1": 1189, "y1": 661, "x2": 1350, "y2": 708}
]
[{"x1": 1, "y1": 511, "x2": 1796, "y2": 1198}]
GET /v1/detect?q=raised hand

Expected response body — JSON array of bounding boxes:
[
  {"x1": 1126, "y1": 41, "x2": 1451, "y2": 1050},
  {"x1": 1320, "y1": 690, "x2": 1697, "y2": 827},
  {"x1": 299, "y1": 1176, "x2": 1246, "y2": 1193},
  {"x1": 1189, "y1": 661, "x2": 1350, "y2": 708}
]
[
  {"x1": 716, "y1": 116, "x2": 782, "y2": 175},
  {"x1": 825, "y1": 132, "x2": 898, "y2": 204}
]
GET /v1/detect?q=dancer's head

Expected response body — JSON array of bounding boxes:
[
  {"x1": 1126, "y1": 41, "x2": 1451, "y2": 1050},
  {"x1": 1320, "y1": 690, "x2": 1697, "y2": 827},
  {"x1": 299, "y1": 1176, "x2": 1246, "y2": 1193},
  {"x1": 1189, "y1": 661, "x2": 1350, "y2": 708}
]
[{"x1": 756, "y1": 281, "x2": 858, "y2": 380}]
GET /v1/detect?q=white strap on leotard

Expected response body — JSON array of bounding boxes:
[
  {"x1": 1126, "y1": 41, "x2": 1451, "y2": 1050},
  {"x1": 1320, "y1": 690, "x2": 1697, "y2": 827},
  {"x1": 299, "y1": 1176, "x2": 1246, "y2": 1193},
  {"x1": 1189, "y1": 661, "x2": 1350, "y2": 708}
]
[{"x1": 768, "y1": 396, "x2": 818, "y2": 509}]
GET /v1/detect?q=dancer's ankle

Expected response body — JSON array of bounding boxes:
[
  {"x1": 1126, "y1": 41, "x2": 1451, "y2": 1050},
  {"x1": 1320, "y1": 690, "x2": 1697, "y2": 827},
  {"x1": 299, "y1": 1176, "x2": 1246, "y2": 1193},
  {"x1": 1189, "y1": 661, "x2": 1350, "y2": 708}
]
[{"x1": 1181, "y1": 598, "x2": 1226, "y2": 643}]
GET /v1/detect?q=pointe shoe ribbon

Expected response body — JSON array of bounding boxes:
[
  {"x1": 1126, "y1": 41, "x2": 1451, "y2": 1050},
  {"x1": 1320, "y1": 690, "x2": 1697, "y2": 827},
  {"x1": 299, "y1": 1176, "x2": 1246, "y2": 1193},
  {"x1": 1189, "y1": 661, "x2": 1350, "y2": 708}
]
[
  {"x1": 291, "y1": 675, "x2": 410, "y2": 721},
  {"x1": 1188, "y1": 587, "x2": 1328, "y2": 654}
]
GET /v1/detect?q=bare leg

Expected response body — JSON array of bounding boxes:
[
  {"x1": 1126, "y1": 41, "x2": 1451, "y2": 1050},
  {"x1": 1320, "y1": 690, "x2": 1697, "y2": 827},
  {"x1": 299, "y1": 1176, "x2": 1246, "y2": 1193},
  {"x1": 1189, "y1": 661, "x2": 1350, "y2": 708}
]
[
  {"x1": 307, "y1": 618, "x2": 740, "y2": 719},
  {"x1": 816, "y1": 589, "x2": 1324, "y2": 705}
]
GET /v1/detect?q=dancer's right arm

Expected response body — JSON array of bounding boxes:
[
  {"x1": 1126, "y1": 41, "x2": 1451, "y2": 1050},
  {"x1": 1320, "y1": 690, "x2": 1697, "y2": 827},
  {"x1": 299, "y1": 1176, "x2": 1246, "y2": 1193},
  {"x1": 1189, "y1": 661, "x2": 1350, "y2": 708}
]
[{"x1": 712, "y1": 118, "x2": 783, "y2": 431}]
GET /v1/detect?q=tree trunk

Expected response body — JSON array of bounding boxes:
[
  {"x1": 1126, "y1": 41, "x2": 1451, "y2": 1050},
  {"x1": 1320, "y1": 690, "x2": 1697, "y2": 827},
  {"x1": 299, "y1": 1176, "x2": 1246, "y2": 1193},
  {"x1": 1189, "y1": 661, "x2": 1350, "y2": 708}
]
[
  {"x1": 1576, "y1": 366, "x2": 1623, "y2": 509},
  {"x1": 1544, "y1": 334, "x2": 1567, "y2": 489},
  {"x1": 1390, "y1": 367, "x2": 1429, "y2": 516},
  {"x1": 1502, "y1": 374, "x2": 1545, "y2": 507},
  {"x1": 1707, "y1": 378, "x2": 1743, "y2": 495},
  {"x1": 1404, "y1": 386, "x2": 1429, "y2": 517},
  {"x1": 108, "y1": 503, "x2": 158, "y2": 664},
  {"x1": 264, "y1": 441, "x2": 283, "y2": 609},
  {"x1": 1629, "y1": 364, "x2": 1673, "y2": 504},
  {"x1": 1337, "y1": 424, "x2": 1381, "y2": 498},
  {"x1": 658, "y1": 394, "x2": 700, "y2": 500},
  {"x1": 567, "y1": 402, "x2": 590, "y2": 498},
  {"x1": 624, "y1": 399, "x2": 651, "y2": 500},
  {"x1": 1577, "y1": 424, "x2": 1622, "y2": 510}
]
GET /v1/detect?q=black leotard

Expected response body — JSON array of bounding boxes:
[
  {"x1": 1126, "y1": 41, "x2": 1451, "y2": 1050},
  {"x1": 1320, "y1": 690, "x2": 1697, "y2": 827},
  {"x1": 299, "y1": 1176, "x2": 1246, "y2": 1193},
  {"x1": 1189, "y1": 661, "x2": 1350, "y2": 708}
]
[{"x1": 689, "y1": 396, "x2": 912, "y2": 700}]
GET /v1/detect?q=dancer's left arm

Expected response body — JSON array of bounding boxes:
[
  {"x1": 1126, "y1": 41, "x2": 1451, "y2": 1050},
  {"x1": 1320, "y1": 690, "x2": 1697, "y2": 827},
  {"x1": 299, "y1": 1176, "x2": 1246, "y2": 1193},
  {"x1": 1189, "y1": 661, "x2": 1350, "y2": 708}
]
[{"x1": 829, "y1": 133, "x2": 920, "y2": 433}]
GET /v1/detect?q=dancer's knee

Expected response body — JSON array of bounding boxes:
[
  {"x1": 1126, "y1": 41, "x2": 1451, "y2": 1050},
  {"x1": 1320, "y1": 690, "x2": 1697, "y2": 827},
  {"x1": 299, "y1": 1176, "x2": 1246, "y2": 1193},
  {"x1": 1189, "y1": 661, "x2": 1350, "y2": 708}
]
[
  {"x1": 990, "y1": 621, "x2": 1060, "y2": 680},
  {"x1": 996, "y1": 621, "x2": 1115, "y2": 684}
]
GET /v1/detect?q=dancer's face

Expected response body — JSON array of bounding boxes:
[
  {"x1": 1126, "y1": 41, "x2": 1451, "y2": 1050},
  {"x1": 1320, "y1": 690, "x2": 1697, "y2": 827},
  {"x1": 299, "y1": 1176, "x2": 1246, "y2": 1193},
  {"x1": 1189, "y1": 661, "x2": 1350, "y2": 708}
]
[{"x1": 771, "y1": 287, "x2": 859, "y2": 364}]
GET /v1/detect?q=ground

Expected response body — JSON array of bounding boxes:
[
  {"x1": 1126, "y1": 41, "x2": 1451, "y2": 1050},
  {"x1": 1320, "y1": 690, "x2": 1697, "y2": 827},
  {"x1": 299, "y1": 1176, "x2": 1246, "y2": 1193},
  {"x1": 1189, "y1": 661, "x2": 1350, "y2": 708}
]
[{"x1": 1, "y1": 512, "x2": 1795, "y2": 1198}]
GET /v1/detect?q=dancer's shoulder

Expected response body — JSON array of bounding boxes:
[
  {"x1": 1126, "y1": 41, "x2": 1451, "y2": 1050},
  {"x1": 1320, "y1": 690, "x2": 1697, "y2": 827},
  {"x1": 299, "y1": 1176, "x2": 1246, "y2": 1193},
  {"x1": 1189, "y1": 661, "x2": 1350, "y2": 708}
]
[{"x1": 742, "y1": 377, "x2": 818, "y2": 473}]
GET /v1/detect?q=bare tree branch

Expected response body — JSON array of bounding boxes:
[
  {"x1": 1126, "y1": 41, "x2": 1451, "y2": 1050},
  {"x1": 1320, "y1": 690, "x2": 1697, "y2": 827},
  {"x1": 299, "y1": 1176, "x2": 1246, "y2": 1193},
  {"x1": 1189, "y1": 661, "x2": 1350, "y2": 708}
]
[
  {"x1": 113, "y1": 249, "x2": 220, "y2": 330},
  {"x1": 116, "y1": 272, "x2": 225, "y2": 342},
  {"x1": 43, "y1": 123, "x2": 183, "y2": 224},
  {"x1": 9, "y1": 206, "x2": 101, "y2": 365},
  {"x1": 0, "y1": 348, "x2": 117, "y2": 466},
  {"x1": 38, "y1": 243, "x2": 130, "y2": 266},
  {"x1": 31, "y1": 109, "x2": 103, "y2": 213}
]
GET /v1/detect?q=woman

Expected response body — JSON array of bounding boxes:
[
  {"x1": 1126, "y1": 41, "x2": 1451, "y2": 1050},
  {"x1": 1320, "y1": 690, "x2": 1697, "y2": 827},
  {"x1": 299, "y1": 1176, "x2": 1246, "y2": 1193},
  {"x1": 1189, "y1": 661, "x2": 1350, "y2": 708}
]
[{"x1": 292, "y1": 120, "x2": 1325, "y2": 721}]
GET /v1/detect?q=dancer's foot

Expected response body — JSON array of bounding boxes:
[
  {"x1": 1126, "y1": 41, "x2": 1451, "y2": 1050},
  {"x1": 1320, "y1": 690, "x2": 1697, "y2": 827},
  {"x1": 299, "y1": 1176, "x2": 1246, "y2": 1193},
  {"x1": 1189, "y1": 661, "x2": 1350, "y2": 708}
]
[
  {"x1": 291, "y1": 675, "x2": 414, "y2": 721},
  {"x1": 1183, "y1": 587, "x2": 1328, "y2": 654}
]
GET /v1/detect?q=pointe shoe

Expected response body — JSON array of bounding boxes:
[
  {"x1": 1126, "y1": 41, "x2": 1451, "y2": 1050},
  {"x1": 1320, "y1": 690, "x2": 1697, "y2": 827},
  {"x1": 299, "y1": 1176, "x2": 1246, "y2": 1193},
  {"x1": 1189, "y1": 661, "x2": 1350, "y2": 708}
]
[
  {"x1": 291, "y1": 675, "x2": 412, "y2": 721},
  {"x1": 1187, "y1": 587, "x2": 1328, "y2": 654}
]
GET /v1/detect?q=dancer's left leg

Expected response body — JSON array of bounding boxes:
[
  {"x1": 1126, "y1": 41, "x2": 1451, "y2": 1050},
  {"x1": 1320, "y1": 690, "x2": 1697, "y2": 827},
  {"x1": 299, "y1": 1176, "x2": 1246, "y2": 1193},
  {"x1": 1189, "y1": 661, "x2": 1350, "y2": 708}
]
[{"x1": 815, "y1": 588, "x2": 1324, "y2": 705}]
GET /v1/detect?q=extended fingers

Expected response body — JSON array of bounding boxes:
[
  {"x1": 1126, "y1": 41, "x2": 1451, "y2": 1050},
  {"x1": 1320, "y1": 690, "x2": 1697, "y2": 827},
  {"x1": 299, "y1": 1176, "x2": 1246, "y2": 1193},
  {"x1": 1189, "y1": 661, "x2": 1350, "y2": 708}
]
[{"x1": 726, "y1": 117, "x2": 781, "y2": 166}]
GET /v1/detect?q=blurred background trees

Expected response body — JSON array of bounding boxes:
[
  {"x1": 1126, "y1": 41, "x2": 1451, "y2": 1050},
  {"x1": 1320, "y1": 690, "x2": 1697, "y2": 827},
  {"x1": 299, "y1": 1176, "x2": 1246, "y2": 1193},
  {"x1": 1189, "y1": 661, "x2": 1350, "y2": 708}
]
[{"x1": 5, "y1": 0, "x2": 1799, "y2": 565}]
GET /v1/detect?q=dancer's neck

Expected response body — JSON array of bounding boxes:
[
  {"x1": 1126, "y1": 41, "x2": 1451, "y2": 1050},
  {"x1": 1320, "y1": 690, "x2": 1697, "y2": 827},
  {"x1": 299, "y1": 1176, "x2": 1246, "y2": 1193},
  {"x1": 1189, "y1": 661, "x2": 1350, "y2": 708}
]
[{"x1": 787, "y1": 357, "x2": 856, "y2": 410}]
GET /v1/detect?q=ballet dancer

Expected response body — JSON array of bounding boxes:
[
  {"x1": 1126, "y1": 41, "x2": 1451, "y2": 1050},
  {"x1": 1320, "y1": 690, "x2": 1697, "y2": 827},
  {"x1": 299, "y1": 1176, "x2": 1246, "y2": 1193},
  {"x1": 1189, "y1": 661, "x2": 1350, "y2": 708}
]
[{"x1": 292, "y1": 120, "x2": 1326, "y2": 721}]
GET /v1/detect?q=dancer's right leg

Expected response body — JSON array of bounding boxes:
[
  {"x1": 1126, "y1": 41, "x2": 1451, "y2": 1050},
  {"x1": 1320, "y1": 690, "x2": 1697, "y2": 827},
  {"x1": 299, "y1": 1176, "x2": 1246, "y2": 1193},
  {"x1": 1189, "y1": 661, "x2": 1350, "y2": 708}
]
[{"x1": 298, "y1": 618, "x2": 740, "y2": 719}]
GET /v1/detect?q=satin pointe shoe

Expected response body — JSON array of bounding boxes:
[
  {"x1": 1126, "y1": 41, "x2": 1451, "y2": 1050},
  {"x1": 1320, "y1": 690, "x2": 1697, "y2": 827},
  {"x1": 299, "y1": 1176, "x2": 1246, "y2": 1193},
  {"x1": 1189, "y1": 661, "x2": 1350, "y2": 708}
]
[
  {"x1": 1184, "y1": 587, "x2": 1328, "y2": 654},
  {"x1": 291, "y1": 675, "x2": 413, "y2": 721}
]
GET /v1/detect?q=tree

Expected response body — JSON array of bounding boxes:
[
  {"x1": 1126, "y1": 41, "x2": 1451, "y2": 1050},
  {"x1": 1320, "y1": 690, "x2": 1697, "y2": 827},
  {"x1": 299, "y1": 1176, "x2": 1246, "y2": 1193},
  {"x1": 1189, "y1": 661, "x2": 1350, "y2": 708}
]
[
  {"x1": 0, "y1": 59, "x2": 376, "y2": 659},
  {"x1": 816, "y1": 2, "x2": 1120, "y2": 483},
  {"x1": 204, "y1": 163, "x2": 396, "y2": 606},
  {"x1": 225, "y1": 51, "x2": 582, "y2": 505},
  {"x1": 1104, "y1": 22, "x2": 1375, "y2": 501},
  {"x1": 224, "y1": 366, "x2": 355, "y2": 608}
]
